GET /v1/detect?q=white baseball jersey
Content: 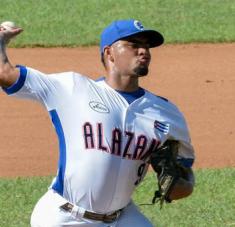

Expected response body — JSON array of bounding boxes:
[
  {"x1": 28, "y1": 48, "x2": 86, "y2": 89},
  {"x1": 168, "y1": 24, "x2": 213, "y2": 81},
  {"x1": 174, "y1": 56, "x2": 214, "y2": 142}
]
[{"x1": 4, "y1": 65, "x2": 194, "y2": 213}]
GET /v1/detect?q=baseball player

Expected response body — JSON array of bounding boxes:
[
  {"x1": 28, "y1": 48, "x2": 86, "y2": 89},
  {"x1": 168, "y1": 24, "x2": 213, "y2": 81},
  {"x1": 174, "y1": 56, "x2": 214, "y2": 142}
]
[{"x1": 0, "y1": 19, "x2": 195, "y2": 227}]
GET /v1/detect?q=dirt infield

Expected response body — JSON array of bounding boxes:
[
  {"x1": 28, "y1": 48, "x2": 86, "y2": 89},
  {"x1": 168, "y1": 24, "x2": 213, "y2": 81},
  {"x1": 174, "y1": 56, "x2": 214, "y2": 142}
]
[{"x1": 0, "y1": 43, "x2": 234, "y2": 177}]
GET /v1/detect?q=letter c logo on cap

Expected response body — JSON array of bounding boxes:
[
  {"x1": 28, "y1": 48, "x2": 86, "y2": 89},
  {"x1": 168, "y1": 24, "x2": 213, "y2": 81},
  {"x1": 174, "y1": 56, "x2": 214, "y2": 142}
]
[{"x1": 134, "y1": 20, "x2": 144, "y2": 30}]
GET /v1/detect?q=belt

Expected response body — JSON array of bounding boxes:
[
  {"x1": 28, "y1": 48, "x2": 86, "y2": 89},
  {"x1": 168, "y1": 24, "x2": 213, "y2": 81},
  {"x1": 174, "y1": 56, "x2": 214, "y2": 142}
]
[{"x1": 60, "y1": 202, "x2": 122, "y2": 223}]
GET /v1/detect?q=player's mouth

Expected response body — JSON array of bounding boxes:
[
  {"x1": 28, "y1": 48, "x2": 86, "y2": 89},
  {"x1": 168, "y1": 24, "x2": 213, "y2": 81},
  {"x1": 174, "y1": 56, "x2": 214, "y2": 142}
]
[{"x1": 138, "y1": 57, "x2": 150, "y2": 65}]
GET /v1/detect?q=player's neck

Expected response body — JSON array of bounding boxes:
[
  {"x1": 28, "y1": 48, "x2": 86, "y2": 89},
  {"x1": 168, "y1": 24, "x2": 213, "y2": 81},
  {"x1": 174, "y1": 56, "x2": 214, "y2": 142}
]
[{"x1": 105, "y1": 74, "x2": 139, "y2": 92}]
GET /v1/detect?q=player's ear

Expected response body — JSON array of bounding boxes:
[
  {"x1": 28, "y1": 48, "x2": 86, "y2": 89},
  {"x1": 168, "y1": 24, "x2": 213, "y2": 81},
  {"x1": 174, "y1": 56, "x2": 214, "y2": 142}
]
[{"x1": 104, "y1": 46, "x2": 114, "y2": 63}]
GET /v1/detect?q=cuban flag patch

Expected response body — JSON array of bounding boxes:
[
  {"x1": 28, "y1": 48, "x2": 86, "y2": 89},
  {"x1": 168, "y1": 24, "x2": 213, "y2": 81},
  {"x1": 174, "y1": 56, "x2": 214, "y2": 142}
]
[{"x1": 154, "y1": 120, "x2": 169, "y2": 134}]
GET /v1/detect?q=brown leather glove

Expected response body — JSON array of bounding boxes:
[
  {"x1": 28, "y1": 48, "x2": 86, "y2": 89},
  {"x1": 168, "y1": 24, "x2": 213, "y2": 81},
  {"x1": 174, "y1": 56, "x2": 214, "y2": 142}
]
[{"x1": 150, "y1": 140, "x2": 183, "y2": 208}]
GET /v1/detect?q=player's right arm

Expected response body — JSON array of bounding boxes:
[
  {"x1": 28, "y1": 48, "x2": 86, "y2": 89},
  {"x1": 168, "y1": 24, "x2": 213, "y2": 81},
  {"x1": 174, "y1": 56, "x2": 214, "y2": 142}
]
[
  {"x1": 0, "y1": 26, "x2": 23, "y2": 88},
  {"x1": 0, "y1": 25, "x2": 76, "y2": 110}
]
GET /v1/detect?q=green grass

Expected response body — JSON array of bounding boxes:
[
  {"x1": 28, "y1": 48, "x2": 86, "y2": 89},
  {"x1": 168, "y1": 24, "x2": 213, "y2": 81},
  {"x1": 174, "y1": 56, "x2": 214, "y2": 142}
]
[
  {"x1": 0, "y1": 168, "x2": 234, "y2": 227},
  {"x1": 0, "y1": 0, "x2": 234, "y2": 47},
  {"x1": 134, "y1": 168, "x2": 235, "y2": 227},
  {"x1": 0, "y1": 177, "x2": 50, "y2": 227}
]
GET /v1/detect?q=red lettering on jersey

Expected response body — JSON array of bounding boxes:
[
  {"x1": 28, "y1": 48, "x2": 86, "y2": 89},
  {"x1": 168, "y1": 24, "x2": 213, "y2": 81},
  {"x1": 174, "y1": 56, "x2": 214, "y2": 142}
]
[
  {"x1": 83, "y1": 122, "x2": 95, "y2": 149},
  {"x1": 132, "y1": 135, "x2": 147, "y2": 159},
  {"x1": 111, "y1": 128, "x2": 122, "y2": 156},
  {"x1": 97, "y1": 123, "x2": 108, "y2": 152},
  {"x1": 82, "y1": 122, "x2": 160, "y2": 160},
  {"x1": 122, "y1": 131, "x2": 134, "y2": 159},
  {"x1": 140, "y1": 138, "x2": 160, "y2": 160}
]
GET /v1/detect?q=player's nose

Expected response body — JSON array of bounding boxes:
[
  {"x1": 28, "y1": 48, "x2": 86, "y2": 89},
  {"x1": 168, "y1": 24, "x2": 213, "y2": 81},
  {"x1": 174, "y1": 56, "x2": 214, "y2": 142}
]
[{"x1": 138, "y1": 46, "x2": 151, "y2": 58}]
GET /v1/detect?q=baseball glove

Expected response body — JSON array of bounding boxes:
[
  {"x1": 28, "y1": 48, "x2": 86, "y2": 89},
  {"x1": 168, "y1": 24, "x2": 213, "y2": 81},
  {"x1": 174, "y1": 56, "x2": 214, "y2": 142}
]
[{"x1": 150, "y1": 140, "x2": 183, "y2": 208}]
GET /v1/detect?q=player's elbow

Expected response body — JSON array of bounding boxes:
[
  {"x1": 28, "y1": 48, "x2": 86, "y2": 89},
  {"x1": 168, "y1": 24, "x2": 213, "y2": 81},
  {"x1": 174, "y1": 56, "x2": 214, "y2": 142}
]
[
  {"x1": 169, "y1": 172, "x2": 195, "y2": 201},
  {"x1": 170, "y1": 178, "x2": 194, "y2": 200},
  {"x1": 182, "y1": 181, "x2": 194, "y2": 197},
  {"x1": 0, "y1": 64, "x2": 19, "y2": 88},
  {"x1": 0, "y1": 67, "x2": 7, "y2": 87}
]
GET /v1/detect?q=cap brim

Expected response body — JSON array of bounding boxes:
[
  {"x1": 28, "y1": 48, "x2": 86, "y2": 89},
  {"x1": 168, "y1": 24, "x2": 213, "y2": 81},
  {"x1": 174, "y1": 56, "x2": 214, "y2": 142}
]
[
  {"x1": 120, "y1": 30, "x2": 164, "y2": 47},
  {"x1": 141, "y1": 30, "x2": 164, "y2": 47}
]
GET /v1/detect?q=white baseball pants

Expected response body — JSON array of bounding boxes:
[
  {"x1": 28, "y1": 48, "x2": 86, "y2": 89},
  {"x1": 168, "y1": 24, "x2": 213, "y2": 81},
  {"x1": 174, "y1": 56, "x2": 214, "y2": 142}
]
[{"x1": 30, "y1": 189, "x2": 153, "y2": 227}]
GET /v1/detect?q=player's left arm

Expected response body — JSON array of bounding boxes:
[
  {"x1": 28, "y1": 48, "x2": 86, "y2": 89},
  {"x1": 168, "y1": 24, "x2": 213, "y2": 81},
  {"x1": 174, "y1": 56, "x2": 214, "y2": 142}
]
[
  {"x1": 169, "y1": 117, "x2": 195, "y2": 200},
  {"x1": 168, "y1": 165, "x2": 195, "y2": 200},
  {"x1": 150, "y1": 139, "x2": 195, "y2": 205}
]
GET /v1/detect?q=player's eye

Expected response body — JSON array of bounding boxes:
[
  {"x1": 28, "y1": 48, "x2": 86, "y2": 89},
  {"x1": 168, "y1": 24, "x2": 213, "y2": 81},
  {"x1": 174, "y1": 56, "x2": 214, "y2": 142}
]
[
  {"x1": 130, "y1": 42, "x2": 150, "y2": 49},
  {"x1": 130, "y1": 43, "x2": 139, "y2": 49}
]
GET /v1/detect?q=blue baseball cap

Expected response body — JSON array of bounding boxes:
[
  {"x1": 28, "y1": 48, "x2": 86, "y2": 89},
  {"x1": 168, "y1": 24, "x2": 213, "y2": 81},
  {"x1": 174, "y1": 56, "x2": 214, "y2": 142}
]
[{"x1": 100, "y1": 19, "x2": 164, "y2": 54}]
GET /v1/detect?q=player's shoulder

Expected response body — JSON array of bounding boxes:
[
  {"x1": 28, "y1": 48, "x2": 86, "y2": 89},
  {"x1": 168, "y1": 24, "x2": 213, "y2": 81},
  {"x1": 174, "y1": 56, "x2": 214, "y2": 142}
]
[
  {"x1": 72, "y1": 72, "x2": 96, "y2": 81},
  {"x1": 48, "y1": 71, "x2": 88, "y2": 80},
  {"x1": 43, "y1": 71, "x2": 96, "y2": 92},
  {"x1": 49, "y1": 71, "x2": 94, "y2": 84},
  {"x1": 24, "y1": 66, "x2": 93, "y2": 81},
  {"x1": 154, "y1": 94, "x2": 169, "y2": 103},
  {"x1": 144, "y1": 90, "x2": 185, "y2": 116}
]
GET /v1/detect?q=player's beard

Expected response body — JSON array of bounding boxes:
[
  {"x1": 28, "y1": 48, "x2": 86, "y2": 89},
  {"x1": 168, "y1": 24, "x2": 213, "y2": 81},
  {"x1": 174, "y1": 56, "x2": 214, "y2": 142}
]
[{"x1": 133, "y1": 65, "x2": 149, "y2": 76}]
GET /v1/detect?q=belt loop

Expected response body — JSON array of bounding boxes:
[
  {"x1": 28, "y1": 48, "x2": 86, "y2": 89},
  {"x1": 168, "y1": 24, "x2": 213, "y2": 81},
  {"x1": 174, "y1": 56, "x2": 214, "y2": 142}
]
[
  {"x1": 60, "y1": 201, "x2": 123, "y2": 223},
  {"x1": 71, "y1": 204, "x2": 86, "y2": 219}
]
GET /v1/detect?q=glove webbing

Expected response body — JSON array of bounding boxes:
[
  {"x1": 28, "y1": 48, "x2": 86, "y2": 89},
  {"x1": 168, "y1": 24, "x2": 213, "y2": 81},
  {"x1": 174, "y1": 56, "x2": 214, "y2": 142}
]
[
  {"x1": 152, "y1": 172, "x2": 179, "y2": 209},
  {"x1": 150, "y1": 140, "x2": 180, "y2": 208}
]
